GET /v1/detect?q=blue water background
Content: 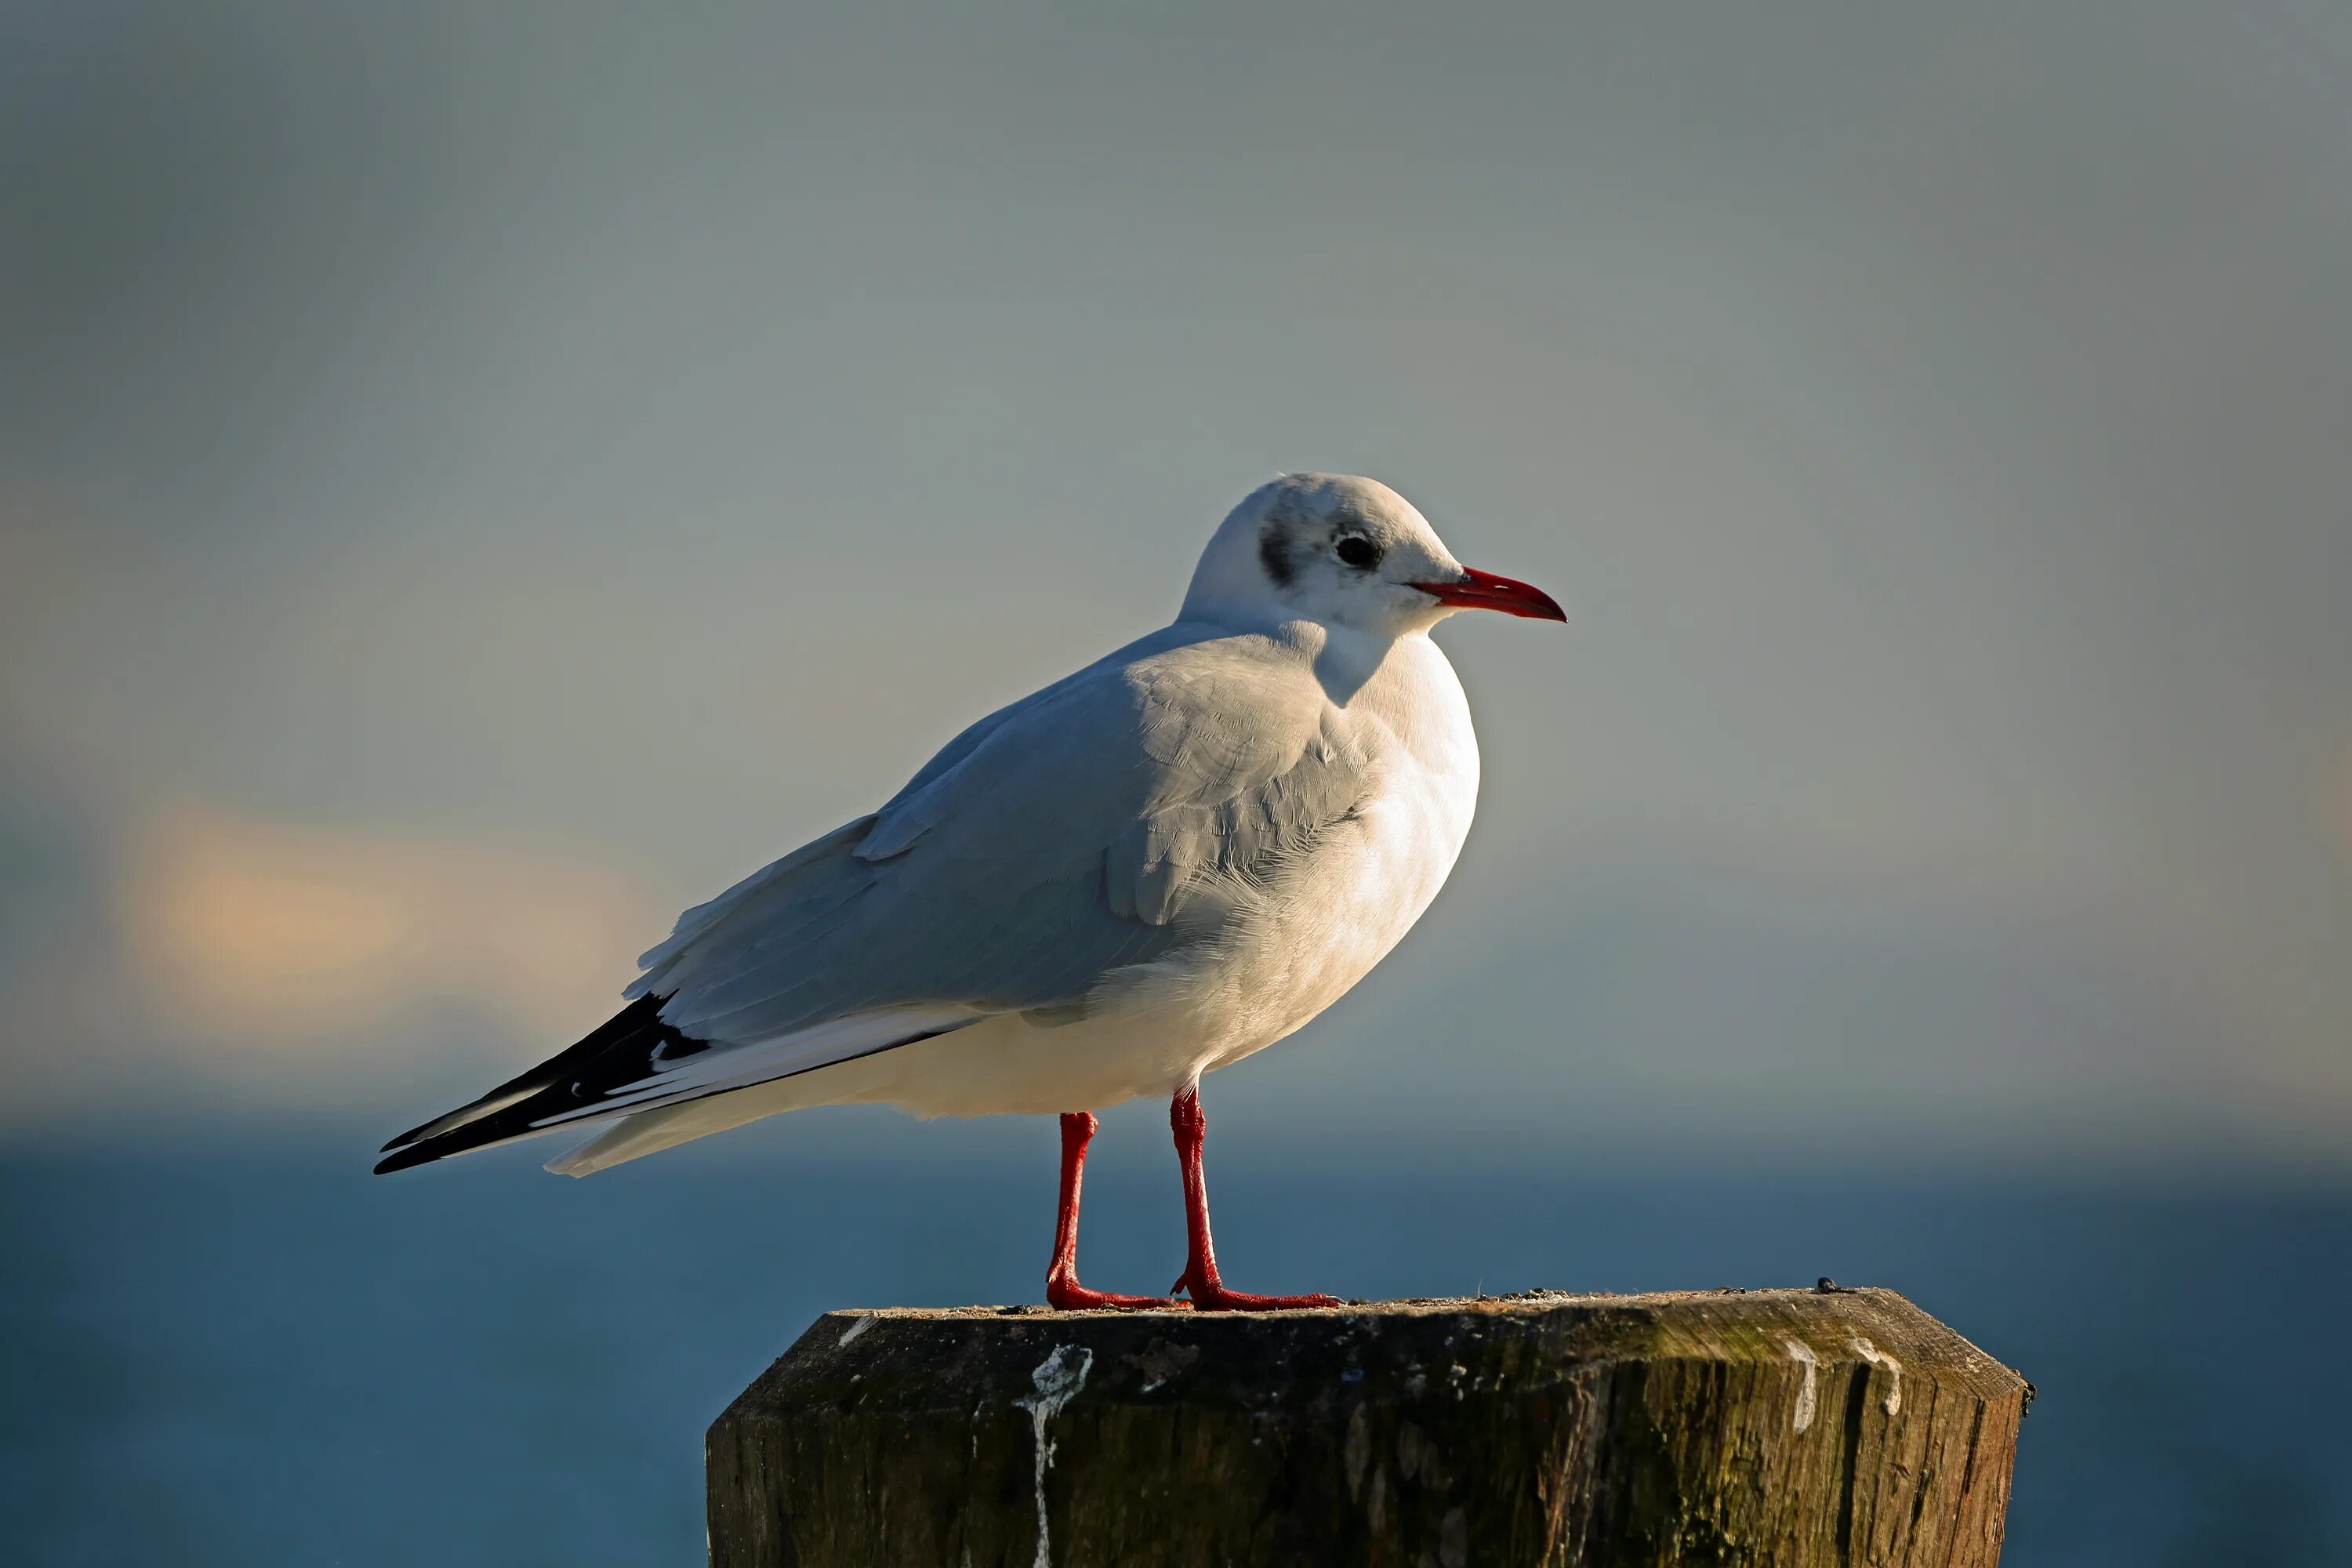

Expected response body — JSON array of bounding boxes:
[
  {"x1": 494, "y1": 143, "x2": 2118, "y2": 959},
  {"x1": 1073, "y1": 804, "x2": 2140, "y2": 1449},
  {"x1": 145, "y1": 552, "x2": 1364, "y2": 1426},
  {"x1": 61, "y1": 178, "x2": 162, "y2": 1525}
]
[{"x1": 5, "y1": 1124, "x2": 2347, "y2": 1566}]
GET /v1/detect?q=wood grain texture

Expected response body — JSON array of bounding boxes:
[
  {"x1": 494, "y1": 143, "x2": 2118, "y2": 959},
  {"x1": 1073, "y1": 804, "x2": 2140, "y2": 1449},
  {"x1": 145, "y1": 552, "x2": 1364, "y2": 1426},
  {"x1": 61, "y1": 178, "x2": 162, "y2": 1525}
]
[{"x1": 707, "y1": 1287, "x2": 2027, "y2": 1568}]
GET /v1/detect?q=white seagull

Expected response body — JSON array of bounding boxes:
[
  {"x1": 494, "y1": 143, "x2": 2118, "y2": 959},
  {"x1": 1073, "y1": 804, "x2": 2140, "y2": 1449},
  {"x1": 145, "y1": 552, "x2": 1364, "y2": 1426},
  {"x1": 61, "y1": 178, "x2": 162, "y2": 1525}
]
[{"x1": 378, "y1": 474, "x2": 1562, "y2": 1309}]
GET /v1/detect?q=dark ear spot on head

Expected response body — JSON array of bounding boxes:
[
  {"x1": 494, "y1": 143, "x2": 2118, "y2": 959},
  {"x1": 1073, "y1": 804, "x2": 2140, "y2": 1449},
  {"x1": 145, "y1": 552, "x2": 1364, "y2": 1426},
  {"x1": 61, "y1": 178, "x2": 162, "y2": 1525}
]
[{"x1": 1258, "y1": 521, "x2": 1296, "y2": 588}]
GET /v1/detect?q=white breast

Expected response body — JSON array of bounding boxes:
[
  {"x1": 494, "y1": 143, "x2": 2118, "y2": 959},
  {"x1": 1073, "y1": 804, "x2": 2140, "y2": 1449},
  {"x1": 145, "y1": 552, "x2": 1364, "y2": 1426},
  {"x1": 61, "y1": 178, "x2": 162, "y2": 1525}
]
[{"x1": 1187, "y1": 633, "x2": 1479, "y2": 1069}]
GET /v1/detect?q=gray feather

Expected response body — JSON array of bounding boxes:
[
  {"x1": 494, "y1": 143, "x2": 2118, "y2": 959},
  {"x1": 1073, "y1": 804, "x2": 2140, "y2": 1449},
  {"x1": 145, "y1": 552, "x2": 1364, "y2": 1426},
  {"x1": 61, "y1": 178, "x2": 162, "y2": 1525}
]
[{"x1": 630, "y1": 626, "x2": 1369, "y2": 1062}]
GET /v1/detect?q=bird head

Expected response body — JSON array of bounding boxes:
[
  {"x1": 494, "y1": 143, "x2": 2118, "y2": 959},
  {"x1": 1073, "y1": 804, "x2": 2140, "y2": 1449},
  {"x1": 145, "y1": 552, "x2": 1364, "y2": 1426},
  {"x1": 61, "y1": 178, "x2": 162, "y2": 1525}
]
[{"x1": 1181, "y1": 473, "x2": 1563, "y2": 638}]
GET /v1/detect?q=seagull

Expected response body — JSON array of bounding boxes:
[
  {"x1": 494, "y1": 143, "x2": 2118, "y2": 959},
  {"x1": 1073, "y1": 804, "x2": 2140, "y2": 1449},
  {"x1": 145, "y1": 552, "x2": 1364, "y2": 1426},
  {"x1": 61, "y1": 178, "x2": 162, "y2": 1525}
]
[{"x1": 377, "y1": 474, "x2": 1562, "y2": 1309}]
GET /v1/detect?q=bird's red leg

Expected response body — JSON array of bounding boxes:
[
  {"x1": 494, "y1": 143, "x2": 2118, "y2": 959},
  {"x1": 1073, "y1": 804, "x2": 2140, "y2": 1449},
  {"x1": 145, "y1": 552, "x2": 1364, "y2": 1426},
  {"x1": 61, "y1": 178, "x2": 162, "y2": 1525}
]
[
  {"x1": 1044, "y1": 1111, "x2": 1166, "y2": 1310},
  {"x1": 1167, "y1": 1084, "x2": 1340, "y2": 1311}
]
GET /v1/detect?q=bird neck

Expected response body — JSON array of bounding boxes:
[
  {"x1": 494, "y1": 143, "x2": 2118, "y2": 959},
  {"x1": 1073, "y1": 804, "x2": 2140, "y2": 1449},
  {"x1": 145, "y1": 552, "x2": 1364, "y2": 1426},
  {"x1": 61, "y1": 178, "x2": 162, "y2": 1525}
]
[{"x1": 1169, "y1": 610, "x2": 1420, "y2": 708}]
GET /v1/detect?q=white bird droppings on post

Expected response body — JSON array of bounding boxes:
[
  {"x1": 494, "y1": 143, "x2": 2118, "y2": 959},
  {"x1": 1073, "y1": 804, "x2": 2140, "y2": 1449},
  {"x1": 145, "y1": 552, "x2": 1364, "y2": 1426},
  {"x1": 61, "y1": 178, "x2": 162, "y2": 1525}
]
[
  {"x1": 836, "y1": 1314, "x2": 874, "y2": 1348},
  {"x1": 1850, "y1": 1336, "x2": 1904, "y2": 1415},
  {"x1": 1783, "y1": 1338, "x2": 1820, "y2": 1432},
  {"x1": 1016, "y1": 1345, "x2": 1094, "y2": 1568}
]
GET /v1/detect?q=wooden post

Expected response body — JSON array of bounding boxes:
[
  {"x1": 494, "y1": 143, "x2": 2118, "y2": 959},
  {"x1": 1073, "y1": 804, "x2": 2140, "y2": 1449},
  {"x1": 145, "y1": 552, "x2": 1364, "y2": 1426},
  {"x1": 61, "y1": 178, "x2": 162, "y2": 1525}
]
[{"x1": 708, "y1": 1287, "x2": 2027, "y2": 1567}]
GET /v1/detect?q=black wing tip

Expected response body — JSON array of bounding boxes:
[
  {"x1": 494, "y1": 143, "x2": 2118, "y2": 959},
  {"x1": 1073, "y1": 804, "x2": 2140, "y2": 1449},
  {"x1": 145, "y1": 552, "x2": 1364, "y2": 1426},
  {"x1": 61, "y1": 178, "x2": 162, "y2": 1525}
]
[
  {"x1": 380, "y1": 1120, "x2": 437, "y2": 1153},
  {"x1": 372, "y1": 995, "x2": 698, "y2": 1176},
  {"x1": 373, "y1": 1144, "x2": 437, "y2": 1176}
]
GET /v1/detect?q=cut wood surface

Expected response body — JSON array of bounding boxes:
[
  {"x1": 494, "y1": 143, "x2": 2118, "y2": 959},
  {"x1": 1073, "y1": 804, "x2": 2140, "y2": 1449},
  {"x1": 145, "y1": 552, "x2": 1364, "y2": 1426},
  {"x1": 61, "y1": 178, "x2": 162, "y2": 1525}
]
[{"x1": 708, "y1": 1287, "x2": 2028, "y2": 1567}]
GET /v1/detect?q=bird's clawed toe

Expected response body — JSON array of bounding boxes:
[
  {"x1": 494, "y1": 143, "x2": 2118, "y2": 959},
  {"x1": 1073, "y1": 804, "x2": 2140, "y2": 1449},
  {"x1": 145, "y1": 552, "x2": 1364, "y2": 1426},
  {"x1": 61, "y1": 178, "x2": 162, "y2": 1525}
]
[
  {"x1": 1172, "y1": 1269, "x2": 1339, "y2": 1312},
  {"x1": 1044, "y1": 1274, "x2": 1174, "y2": 1312}
]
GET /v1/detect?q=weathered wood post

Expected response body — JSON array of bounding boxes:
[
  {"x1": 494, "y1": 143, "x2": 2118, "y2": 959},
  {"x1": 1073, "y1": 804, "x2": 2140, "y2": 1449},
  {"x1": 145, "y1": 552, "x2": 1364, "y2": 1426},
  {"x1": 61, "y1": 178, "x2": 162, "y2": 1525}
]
[{"x1": 707, "y1": 1287, "x2": 2027, "y2": 1567}]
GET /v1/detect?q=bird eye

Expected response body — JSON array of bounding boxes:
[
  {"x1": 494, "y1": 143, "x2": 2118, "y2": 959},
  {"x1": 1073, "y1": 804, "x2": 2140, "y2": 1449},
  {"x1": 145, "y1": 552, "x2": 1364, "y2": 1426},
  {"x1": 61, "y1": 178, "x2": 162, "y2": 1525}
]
[{"x1": 1334, "y1": 535, "x2": 1380, "y2": 569}]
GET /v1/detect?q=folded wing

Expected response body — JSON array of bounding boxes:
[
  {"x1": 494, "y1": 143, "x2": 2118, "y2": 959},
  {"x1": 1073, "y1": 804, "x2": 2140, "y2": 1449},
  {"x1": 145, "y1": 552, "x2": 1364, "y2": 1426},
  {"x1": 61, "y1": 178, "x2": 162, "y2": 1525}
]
[{"x1": 375, "y1": 630, "x2": 1375, "y2": 1171}]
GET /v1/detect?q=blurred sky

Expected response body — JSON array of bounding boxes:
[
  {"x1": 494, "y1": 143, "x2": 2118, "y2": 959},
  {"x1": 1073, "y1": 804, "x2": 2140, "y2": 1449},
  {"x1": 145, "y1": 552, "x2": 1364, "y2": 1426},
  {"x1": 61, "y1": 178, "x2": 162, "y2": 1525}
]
[{"x1": 2, "y1": 0, "x2": 2347, "y2": 1174}]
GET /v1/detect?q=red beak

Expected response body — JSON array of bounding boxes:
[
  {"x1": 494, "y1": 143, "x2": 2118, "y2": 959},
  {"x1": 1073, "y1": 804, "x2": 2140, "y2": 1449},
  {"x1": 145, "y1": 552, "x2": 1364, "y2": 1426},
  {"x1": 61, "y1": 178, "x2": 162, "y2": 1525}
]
[{"x1": 1410, "y1": 566, "x2": 1566, "y2": 622}]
